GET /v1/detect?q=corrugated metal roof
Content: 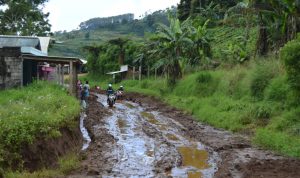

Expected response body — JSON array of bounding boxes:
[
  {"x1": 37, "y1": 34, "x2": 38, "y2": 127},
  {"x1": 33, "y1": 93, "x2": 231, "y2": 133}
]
[
  {"x1": 21, "y1": 47, "x2": 47, "y2": 56},
  {"x1": 0, "y1": 35, "x2": 41, "y2": 50}
]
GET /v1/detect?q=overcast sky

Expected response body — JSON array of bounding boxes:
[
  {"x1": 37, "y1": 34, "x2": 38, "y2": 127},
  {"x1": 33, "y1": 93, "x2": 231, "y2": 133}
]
[{"x1": 44, "y1": 0, "x2": 180, "y2": 32}]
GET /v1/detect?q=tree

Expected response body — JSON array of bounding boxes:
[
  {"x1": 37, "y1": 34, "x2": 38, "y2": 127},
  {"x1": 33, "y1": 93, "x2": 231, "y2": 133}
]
[
  {"x1": 0, "y1": 0, "x2": 51, "y2": 36},
  {"x1": 151, "y1": 15, "x2": 193, "y2": 86},
  {"x1": 178, "y1": 0, "x2": 192, "y2": 21},
  {"x1": 109, "y1": 38, "x2": 129, "y2": 65},
  {"x1": 252, "y1": 0, "x2": 300, "y2": 55},
  {"x1": 190, "y1": 0, "x2": 206, "y2": 15}
]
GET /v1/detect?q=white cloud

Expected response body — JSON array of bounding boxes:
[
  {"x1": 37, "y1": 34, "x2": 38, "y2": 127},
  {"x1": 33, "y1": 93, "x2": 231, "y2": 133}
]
[{"x1": 44, "y1": 0, "x2": 180, "y2": 32}]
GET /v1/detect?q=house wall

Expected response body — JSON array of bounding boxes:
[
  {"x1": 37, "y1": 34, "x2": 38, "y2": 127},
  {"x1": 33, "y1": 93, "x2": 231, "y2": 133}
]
[{"x1": 0, "y1": 47, "x2": 23, "y2": 89}]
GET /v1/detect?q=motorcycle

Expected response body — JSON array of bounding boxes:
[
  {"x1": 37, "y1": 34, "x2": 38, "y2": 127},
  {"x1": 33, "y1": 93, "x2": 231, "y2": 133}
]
[
  {"x1": 116, "y1": 90, "x2": 124, "y2": 100},
  {"x1": 107, "y1": 94, "x2": 116, "y2": 107}
]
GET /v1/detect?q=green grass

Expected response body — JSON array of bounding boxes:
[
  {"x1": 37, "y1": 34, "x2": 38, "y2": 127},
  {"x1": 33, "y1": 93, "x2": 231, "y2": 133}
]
[
  {"x1": 0, "y1": 81, "x2": 81, "y2": 170},
  {"x1": 112, "y1": 58, "x2": 300, "y2": 158}
]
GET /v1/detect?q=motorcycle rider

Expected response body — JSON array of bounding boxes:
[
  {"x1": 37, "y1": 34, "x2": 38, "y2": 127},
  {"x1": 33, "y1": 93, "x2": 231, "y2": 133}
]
[
  {"x1": 106, "y1": 84, "x2": 115, "y2": 103},
  {"x1": 116, "y1": 85, "x2": 124, "y2": 99},
  {"x1": 118, "y1": 85, "x2": 124, "y2": 92}
]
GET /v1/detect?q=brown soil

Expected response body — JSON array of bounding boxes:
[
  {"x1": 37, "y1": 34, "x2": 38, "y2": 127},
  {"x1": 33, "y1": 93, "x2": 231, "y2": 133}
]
[
  {"x1": 124, "y1": 92, "x2": 300, "y2": 178},
  {"x1": 21, "y1": 122, "x2": 82, "y2": 172},
  {"x1": 68, "y1": 91, "x2": 300, "y2": 178},
  {"x1": 70, "y1": 94, "x2": 117, "y2": 177}
]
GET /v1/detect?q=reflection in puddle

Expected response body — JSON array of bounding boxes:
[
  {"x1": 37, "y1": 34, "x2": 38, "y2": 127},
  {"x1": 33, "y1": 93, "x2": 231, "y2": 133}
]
[
  {"x1": 178, "y1": 147, "x2": 210, "y2": 169},
  {"x1": 188, "y1": 171, "x2": 203, "y2": 178}
]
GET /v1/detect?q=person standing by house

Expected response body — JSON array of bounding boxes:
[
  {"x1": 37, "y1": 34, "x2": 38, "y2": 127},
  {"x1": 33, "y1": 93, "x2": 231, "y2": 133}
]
[
  {"x1": 77, "y1": 80, "x2": 82, "y2": 98},
  {"x1": 81, "y1": 86, "x2": 87, "y2": 109},
  {"x1": 84, "y1": 81, "x2": 90, "y2": 97}
]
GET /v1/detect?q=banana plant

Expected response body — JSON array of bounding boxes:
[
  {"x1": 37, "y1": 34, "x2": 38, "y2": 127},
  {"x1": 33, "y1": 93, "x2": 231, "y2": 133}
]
[{"x1": 151, "y1": 14, "x2": 194, "y2": 85}]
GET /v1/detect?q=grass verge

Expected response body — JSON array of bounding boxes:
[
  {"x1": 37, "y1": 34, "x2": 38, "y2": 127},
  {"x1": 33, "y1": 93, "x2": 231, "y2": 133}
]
[{"x1": 0, "y1": 81, "x2": 81, "y2": 171}]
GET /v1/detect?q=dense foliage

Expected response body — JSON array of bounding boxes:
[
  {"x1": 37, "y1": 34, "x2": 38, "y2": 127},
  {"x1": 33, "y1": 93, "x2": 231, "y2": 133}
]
[
  {"x1": 0, "y1": 82, "x2": 80, "y2": 170},
  {"x1": 0, "y1": 0, "x2": 51, "y2": 36},
  {"x1": 281, "y1": 34, "x2": 300, "y2": 100}
]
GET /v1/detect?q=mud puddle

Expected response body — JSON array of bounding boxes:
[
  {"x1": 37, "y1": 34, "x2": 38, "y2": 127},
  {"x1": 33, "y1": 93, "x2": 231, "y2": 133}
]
[
  {"x1": 80, "y1": 112, "x2": 91, "y2": 150},
  {"x1": 96, "y1": 94, "x2": 218, "y2": 177}
]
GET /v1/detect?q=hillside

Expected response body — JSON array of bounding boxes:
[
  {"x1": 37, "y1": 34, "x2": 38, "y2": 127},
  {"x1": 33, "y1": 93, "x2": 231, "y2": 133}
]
[{"x1": 48, "y1": 9, "x2": 171, "y2": 58}]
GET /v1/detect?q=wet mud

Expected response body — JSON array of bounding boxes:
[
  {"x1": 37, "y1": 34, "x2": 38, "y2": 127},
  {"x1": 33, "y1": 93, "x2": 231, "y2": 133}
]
[
  {"x1": 125, "y1": 92, "x2": 300, "y2": 178},
  {"x1": 69, "y1": 91, "x2": 300, "y2": 178}
]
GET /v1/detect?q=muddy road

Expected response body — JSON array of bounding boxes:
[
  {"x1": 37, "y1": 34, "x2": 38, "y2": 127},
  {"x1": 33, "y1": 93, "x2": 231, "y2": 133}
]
[{"x1": 70, "y1": 92, "x2": 300, "y2": 178}]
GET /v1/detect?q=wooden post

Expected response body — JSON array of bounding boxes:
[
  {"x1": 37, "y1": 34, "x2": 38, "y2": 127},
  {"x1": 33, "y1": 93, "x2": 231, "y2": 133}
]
[
  {"x1": 57, "y1": 65, "x2": 60, "y2": 84},
  {"x1": 139, "y1": 65, "x2": 142, "y2": 81},
  {"x1": 60, "y1": 65, "x2": 65, "y2": 86},
  {"x1": 37, "y1": 65, "x2": 39, "y2": 81},
  {"x1": 155, "y1": 68, "x2": 157, "y2": 80},
  {"x1": 133, "y1": 67, "x2": 135, "y2": 80},
  {"x1": 69, "y1": 61, "x2": 73, "y2": 95},
  {"x1": 113, "y1": 74, "x2": 115, "y2": 84},
  {"x1": 73, "y1": 62, "x2": 78, "y2": 97},
  {"x1": 69, "y1": 61, "x2": 77, "y2": 96}
]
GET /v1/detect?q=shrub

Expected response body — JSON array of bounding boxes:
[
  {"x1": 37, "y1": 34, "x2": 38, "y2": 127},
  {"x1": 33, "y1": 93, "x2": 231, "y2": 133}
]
[
  {"x1": 280, "y1": 35, "x2": 300, "y2": 97},
  {"x1": 265, "y1": 76, "x2": 289, "y2": 102},
  {"x1": 196, "y1": 72, "x2": 212, "y2": 83},
  {"x1": 250, "y1": 62, "x2": 276, "y2": 99}
]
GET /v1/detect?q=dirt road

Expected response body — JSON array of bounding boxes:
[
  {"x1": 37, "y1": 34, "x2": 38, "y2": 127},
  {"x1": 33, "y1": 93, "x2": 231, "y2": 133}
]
[{"x1": 70, "y1": 92, "x2": 300, "y2": 178}]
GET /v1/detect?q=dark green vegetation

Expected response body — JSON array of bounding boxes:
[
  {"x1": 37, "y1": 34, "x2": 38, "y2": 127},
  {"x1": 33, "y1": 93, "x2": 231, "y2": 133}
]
[
  {"x1": 0, "y1": 82, "x2": 80, "y2": 172},
  {"x1": 78, "y1": 0, "x2": 300, "y2": 157},
  {"x1": 0, "y1": 0, "x2": 51, "y2": 36}
]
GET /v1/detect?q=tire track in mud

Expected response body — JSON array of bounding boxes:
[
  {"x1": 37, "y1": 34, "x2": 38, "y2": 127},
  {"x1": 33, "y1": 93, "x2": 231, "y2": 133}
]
[
  {"x1": 70, "y1": 92, "x2": 300, "y2": 178},
  {"x1": 125, "y1": 92, "x2": 300, "y2": 178},
  {"x1": 95, "y1": 94, "x2": 218, "y2": 177}
]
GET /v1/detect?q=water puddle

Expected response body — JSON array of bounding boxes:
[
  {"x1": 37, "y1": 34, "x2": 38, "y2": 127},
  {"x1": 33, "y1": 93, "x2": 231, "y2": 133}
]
[
  {"x1": 80, "y1": 112, "x2": 91, "y2": 150},
  {"x1": 178, "y1": 147, "x2": 210, "y2": 169},
  {"x1": 188, "y1": 171, "x2": 203, "y2": 178},
  {"x1": 143, "y1": 111, "x2": 218, "y2": 177},
  {"x1": 95, "y1": 94, "x2": 218, "y2": 177}
]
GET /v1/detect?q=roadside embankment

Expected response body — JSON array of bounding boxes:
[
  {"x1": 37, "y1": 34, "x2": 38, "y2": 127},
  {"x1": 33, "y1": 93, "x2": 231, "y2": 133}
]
[{"x1": 0, "y1": 82, "x2": 82, "y2": 176}]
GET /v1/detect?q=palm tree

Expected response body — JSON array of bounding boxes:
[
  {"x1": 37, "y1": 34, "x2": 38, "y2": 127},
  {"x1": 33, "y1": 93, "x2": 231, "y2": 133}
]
[{"x1": 109, "y1": 38, "x2": 128, "y2": 65}]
